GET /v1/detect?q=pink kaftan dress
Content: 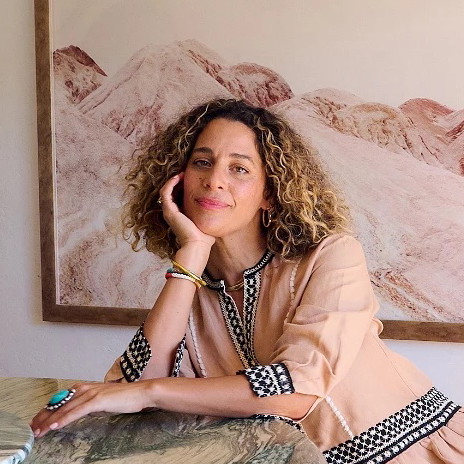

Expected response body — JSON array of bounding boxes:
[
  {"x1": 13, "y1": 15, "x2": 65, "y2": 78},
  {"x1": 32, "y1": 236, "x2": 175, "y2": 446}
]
[{"x1": 106, "y1": 234, "x2": 464, "y2": 463}]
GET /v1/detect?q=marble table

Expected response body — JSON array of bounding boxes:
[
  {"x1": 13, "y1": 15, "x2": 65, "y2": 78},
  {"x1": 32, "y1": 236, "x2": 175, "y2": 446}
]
[
  {"x1": 0, "y1": 411, "x2": 33, "y2": 464},
  {"x1": 0, "y1": 378, "x2": 327, "y2": 464}
]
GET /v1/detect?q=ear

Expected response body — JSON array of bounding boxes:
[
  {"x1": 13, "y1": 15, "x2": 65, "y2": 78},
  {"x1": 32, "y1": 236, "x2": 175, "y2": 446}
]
[
  {"x1": 260, "y1": 198, "x2": 271, "y2": 211},
  {"x1": 261, "y1": 183, "x2": 274, "y2": 211}
]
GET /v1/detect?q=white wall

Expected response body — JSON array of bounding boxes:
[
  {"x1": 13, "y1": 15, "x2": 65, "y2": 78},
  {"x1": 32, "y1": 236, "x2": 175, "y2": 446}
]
[{"x1": 0, "y1": 2, "x2": 463, "y2": 404}]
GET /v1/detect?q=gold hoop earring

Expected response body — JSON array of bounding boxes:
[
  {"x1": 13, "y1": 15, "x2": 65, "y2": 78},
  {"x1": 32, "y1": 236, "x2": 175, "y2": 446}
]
[{"x1": 262, "y1": 209, "x2": 272, "y2": 228}]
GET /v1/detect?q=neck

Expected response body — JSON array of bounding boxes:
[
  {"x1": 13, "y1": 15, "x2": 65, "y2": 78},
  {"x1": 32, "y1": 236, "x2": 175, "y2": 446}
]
[{"x1": 206, "y1": 235, "x2": 267, "y2": 286}]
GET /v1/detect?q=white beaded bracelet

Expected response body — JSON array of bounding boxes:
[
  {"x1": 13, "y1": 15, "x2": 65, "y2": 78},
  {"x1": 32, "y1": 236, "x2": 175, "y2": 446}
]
[{"x1": 165, "y1": 271, "x2": 201, "y2": 288}]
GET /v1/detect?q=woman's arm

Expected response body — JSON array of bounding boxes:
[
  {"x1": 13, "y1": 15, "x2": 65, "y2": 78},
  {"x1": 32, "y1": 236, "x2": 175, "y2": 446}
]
[
  {"x1": 31, "y1": 375, "x2": 316, "y2": 437},
  {"x1": 124, "y1": 173, "x2": 215, "y2": 380},
  {"x1": 139, "y1": 242, "x2": 210, "y2": 379},
  {"x1": 146, "y1": 375, "x2": 316, "y2": 418}
]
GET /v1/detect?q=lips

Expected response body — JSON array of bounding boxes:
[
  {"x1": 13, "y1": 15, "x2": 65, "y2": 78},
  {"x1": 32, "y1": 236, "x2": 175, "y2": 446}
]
[{"x1": 195, "y1": 197, "x2": 229, "y2": 209}]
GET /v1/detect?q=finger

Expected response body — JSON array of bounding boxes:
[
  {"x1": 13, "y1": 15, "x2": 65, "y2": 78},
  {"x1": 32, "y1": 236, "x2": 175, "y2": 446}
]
[
  {"x1": 30, "y1": 409, "x2": 54, "y2": 434},
  {"x1": 33, "y1": 392, "x2": 98, "y2": 437},
  {"x1": 159, "y1": 173, "x2": 180, "y2": 197},
  {"x1": 32, "y1": 383, "x2": 98, "y2": 437},
  {"x1": 46, "y1": 392, "x2": 101, "y2": 434},
  {"x1": 29, "y1": 384, "x2": 85, "y2": 433},
  {"x1": 43, "y1": 383, "x2": 140, "y2": 435},
  {"x1": 159, "y1": 173, "x2": 183, "y2": 206}
]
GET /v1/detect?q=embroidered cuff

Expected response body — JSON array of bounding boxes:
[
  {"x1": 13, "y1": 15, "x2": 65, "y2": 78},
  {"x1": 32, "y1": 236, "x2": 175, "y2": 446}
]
[
  {"x1": 120, "y1": 324, "x2": 152, "y2": 382},
  {"x1": 238, "y1": 363, "x2": 295, "y2": 397},
  {"x1": 171, "y1": 336, "x2": 186, "y2": 377}
]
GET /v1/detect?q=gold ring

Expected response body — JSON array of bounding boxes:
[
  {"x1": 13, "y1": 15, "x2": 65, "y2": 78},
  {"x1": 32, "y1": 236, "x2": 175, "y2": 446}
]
[{"x1": 157, "y1": 197, "x2": 163, "y2": 204}]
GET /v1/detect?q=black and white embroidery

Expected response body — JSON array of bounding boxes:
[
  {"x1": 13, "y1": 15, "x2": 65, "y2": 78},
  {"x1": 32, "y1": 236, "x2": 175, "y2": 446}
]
[
  {"x1": 120, "y1": 324, "x2": 152, "y2": 382},
  {"x1": 242, "y1": 267, "x2": 262, "y2": 367},
  {"x1": 217, "y1": 291, "x2": 251, "y2": 367},
  {"x1": 239, "y1": 363, "x2": 295, "y2": 397},
  {"x1": 323, "y1": 387, "x2": 461, "y2": 464},
  {"x1": 204, "y1": 252, "x2": 296, "y2": 399},
  {"x1": 171, "y1": 336, "x2": 186, "y2": 377},
  {"x1": 203, "y1": 250, "x2": 273, "y2": 369}
]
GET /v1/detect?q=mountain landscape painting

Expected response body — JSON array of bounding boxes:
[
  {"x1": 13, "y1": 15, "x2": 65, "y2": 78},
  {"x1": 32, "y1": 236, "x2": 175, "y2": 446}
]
[{"x1": 50, "y1": 38, "x2": 464, "y2": 325}]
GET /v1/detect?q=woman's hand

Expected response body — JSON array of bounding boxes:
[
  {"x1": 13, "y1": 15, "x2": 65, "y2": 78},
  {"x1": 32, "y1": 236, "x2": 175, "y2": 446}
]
[
  {"x1": 159, "y1": 173, "x2": 215, "y2": 250},
  {"x1": 30, "y1": 381, "x2": 154, "y2": 438}
]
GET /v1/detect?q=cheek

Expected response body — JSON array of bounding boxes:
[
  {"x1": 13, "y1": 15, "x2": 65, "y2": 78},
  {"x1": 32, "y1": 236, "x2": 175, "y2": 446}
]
[
  {"x1": 181, "y1": 172, "x2": 200, "y2": 211},
  {"x1": 250, "y1": 180, "x2": 267, "y2": 201},
  {"x1": 237, "y1": 183, "x2": 267, "y2": 210},
  {"x1": 182, "y1": 171, "x2": 195, "y2": 196}
]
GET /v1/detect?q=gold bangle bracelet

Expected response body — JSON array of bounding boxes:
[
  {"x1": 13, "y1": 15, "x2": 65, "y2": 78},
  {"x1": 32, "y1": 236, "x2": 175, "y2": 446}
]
[
  {"x1": 171, "y1": 259, "x2": 207, "y2": 287},
  {"x1": 166, "y1": 271, "x2": 202, "y2": 288}
]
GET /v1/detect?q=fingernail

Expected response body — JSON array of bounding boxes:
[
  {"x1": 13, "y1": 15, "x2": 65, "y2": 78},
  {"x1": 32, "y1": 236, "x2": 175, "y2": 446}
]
[
  {"x1": 33, "y1": 429, "x2": 40, "y2": 437},
  {"x1": 49, "y1": 422, "x2": 59, "y2": 430}
]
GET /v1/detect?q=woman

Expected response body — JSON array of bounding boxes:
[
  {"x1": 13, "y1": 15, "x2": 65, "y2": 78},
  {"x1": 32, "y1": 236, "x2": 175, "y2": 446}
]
[{"x1": 32, "y1": 99, "x2": 463, "y2": 463}]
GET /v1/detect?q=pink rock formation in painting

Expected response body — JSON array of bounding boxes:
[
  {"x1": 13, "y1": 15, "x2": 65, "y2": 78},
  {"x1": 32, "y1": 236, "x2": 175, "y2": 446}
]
[
  {"x1": 276, "y1": 90, "x2": 464, "y2": 321},
  {"x1": 297, "y1": 91, "x2": 464, "y2": 177},
  {"x1": 52, "y1": 42, "x2": 464, "y2": 322},
  {"x1": 216, "y1": 63, "x2": 293, "y2": 107},
  {"x1": 54, "y1": 45, "x2": 107, "y2": 104},
  {"x1": 54, "y1": 98, "x2": 166, "y2": 308},
  {"x1": 445, "y1": 109, "x2": 464, "y2": 174},
  {"x1": 76, "y1": 40, "x2": 293, "y2": 146},
  {"x1": 331, "y1": 103, "x2": 435, "y2": 161},
  {"x1": 400, "y1": 99, "x2": 464, "y2": 175}
]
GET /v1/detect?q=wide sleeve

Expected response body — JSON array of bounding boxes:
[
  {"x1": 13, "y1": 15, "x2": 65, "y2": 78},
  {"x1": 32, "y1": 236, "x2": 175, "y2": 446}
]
[
  {"x1": 240, "y1": 234, "x2": 380, "y2": 401},
  {"x1": 104, "y1": 324, "x2": 197, "y2": 382}
]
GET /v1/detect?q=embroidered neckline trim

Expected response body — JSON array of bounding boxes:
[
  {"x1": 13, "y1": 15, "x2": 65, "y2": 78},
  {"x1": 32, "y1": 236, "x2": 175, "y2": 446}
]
[
  {"x1": 206, "y1": 251, "x2": 273, "y2": 368},
  {"x1": 202, "y1": 250, "x2": 273, "y2": 291}
]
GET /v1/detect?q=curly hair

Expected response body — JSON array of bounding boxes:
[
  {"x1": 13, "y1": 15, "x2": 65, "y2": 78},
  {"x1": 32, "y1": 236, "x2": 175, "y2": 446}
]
[{"x1": 123, "y1": 98, "x2": 349, "y2": 260}]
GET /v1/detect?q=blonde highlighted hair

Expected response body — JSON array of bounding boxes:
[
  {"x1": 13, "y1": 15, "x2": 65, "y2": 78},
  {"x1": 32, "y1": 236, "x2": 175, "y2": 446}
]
[{"x1": 124, "y1": 99, "x2": 349, "y2": 259}]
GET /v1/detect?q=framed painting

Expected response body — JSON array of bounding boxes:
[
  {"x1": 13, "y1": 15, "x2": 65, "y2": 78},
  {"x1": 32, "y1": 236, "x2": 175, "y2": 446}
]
[{"x1": 34, "y1": 0, "x2": 464, "y2": 340}]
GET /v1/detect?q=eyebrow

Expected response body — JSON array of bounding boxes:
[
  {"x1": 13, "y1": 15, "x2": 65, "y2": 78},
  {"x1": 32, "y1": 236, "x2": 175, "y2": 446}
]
[{"x1": 191, "y1": 147, "x2": 255, "y2": 163}]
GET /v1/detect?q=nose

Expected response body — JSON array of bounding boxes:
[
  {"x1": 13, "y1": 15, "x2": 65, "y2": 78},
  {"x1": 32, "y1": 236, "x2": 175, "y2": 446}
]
[{"x1": 203, "y1": 166, "x2": 225, "y2": 190}]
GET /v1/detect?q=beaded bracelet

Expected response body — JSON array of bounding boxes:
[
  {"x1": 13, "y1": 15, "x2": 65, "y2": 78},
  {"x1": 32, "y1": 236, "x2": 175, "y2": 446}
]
[
  {"x1": 171, "y1": 259, "x2": 206, "y2": 287},
  {"x1": 165, "y1": 270, "x2": 201, "y2": 288}
]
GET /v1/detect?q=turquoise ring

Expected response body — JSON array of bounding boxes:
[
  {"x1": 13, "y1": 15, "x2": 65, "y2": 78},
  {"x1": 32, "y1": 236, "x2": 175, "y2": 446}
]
[{"x1": 45, "y1": 389, "x2": 76, "y2": 410}]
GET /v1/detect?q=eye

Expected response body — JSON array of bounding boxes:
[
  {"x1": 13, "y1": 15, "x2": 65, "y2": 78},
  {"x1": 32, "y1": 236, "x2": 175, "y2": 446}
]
[
  {"x1": 192, "y1": 159, "x2": 211, "y2": 168},
  {"x1": 232, "y1": 165, "x2": 249, "y2": 174}
]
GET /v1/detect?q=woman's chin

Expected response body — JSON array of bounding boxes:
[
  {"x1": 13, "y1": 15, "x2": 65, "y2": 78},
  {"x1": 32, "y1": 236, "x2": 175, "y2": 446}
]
[
  {"x1": 187, "y1": 211, "x2": 262, "y2": 242},
  {"x1": 195, "y1": 223, "x2": 225, "y2": 239},
  {"x1": 191, "y1": 218, "x2": 233, "y2": 240}
]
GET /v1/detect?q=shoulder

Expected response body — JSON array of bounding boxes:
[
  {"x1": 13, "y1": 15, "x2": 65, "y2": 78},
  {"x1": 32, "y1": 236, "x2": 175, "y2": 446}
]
[
  {"x1": 317, "y1": 233, "x2": 364, "y2": 254},
  {"x1": 270, "y1": 234, "x2": 365, "y2": 272},
  {"x1": 302, "y1": 233, "x2": 366, "y2": 270},
  {"x1": 293, "y1": 234, "x2": 370, "y2": 293},
  {"x1": 268, "y1": 234, "x2": 368, "y2": 287}
]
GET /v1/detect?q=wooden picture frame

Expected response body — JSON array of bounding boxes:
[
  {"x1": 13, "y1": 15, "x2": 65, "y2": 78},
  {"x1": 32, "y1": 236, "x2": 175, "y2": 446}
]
[
  {"x1": 34, "y1": 0, "x2": 146, "y2": 326},
  {"x1": 34, "y1": 0, "x2": 464, "y2": 341}
]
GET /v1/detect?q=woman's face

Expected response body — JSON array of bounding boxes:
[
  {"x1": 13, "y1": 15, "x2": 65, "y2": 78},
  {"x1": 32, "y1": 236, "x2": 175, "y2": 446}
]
[{"x1": 182, "y1": 118, "x2": 269, "y2": 242}]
